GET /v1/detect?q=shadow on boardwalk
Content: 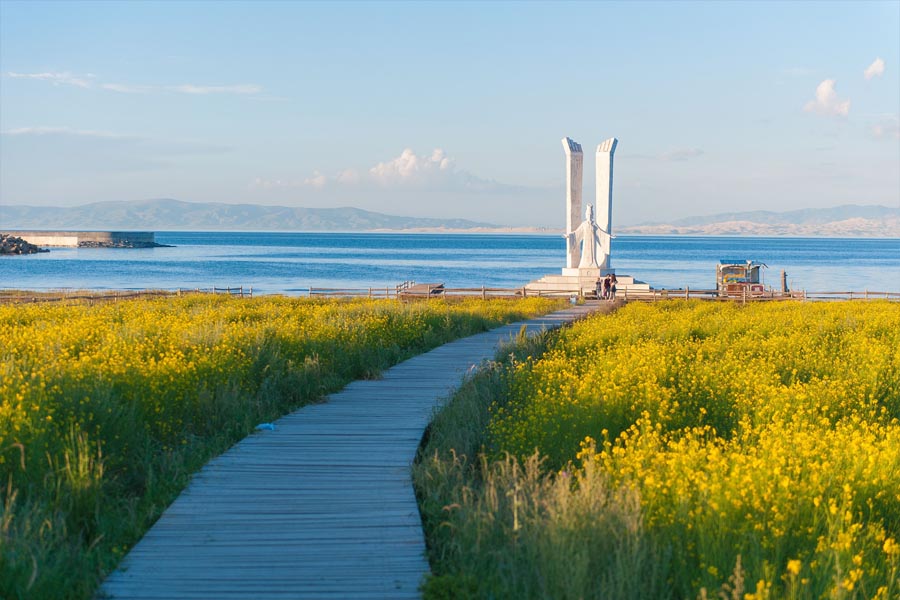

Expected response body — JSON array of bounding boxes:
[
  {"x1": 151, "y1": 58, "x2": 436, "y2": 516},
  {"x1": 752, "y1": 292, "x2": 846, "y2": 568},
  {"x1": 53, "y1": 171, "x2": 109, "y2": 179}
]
[{"x1": 101, "y1": 302, "x2": 610, "y2": 599}]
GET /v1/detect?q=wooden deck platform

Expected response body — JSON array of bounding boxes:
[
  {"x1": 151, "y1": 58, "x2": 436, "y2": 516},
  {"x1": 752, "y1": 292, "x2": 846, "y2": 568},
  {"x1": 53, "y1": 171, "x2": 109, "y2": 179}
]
[
  {"x1": 397, "y1": 283, "x2": 444, "y2": 298},
  {"x1": 100, "y1": 303, "x2": 603, "y2": 599}
]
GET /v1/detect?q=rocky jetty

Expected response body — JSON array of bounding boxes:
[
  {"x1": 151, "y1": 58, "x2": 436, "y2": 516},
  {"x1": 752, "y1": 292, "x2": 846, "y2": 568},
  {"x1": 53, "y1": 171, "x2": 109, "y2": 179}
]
[
  {"x1": 0, "y1": 231, "x2": 172, "y2": 249},
  {"x1": 77, "y1": 239, "x2": 170, "y2": 248},
  {"x1": 0, "y1": 234, "x2": 49, "y2": 255}
]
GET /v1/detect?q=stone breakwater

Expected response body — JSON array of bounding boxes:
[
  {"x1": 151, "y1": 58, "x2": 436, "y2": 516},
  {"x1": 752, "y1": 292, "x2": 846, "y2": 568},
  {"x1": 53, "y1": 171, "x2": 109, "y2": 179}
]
[
  {"x1": 0, "y1": 233, "x2": 50, "y2": 255},
  {"x1": 0, "y1": 231, "x2": 170, "y2": 249}
]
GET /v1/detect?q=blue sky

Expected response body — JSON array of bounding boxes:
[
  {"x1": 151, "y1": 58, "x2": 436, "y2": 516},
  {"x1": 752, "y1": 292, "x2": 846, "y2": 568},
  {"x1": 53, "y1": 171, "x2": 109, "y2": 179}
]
[{"x1": 1, "y1": 1, "x2": 898, "y2": 227}]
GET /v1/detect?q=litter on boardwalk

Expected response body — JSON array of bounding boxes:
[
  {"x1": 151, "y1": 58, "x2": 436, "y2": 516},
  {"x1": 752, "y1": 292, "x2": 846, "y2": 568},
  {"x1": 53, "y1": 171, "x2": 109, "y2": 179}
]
[{"x1": 255, "y1": 423, "x2": 276, "y2": 431}]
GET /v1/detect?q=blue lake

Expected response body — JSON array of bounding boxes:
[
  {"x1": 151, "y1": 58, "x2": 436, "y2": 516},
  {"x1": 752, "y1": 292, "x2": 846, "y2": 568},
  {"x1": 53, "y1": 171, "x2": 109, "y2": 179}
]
[{"x1": 1, "y1": 232, "x2": 898, "y2": 294}]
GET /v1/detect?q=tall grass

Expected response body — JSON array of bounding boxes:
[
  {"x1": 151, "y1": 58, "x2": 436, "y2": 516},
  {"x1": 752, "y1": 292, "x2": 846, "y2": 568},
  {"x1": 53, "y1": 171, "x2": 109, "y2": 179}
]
[
  {"x1": 0, "y1": 294, "x2": 564, "y2": 599},
  {"x1": 416, "y1": 322, "x2": 671, "y2": 600},
  {"x1": 415, "y1": 301, "x2": 900, "y2": 599}
]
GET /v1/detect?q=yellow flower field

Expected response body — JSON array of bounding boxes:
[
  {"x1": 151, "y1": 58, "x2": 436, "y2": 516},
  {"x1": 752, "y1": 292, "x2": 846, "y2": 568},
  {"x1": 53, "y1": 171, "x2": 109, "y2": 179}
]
[
  {"x1": 417, "y1": 300, "x2": 900, "y2": 599},
  {"x1": 0, "y1": 294, "x2": 563, "y2": 600}
]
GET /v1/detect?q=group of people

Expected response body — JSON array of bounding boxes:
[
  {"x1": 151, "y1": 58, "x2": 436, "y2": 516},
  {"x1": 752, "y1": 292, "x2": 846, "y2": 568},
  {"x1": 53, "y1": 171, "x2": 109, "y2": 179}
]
[{"x1": 596, "y1": 273, "x2": 617, "y2": 301}]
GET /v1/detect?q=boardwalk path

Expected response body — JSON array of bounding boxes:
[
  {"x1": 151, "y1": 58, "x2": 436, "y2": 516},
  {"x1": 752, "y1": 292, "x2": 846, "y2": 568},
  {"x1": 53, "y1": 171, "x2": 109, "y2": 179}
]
[{"x1": 101, "y1": 303, "x2": 602, "y2": 599}]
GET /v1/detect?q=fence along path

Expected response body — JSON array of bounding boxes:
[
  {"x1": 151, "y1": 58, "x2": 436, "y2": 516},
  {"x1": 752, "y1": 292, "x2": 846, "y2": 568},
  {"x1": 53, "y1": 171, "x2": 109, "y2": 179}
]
[{"x1": 101, "y1": 303, "x2": 604, "y2": 599}]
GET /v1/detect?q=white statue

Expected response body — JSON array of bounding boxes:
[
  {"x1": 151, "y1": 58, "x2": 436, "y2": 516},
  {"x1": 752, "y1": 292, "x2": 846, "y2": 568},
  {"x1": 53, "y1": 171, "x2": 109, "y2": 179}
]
[{"x1": 564, "y1": 204, "x2": 612, "y2": 269}]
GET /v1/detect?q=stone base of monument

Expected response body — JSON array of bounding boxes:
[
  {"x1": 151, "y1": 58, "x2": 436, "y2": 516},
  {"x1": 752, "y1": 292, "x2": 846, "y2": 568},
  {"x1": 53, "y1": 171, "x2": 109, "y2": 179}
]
[
  {"x1": 561, "y1": 267, "x2": 616, "y2": 277},
  {"x1": 525, "y1": 270, "x2": 651, "y2": 296}
]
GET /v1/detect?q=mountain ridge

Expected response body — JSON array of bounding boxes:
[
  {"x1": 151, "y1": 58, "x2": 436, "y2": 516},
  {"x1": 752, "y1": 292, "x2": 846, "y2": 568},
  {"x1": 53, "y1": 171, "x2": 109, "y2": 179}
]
[
  {"x1": 649, "y1": 204, "x2": 898, "y2": 227},
  {"x1": 1, "y1": 199, "x2": 897, "y2": 236},
  {"x1": 618, "y1": 204, "x2": 899, "y2": 237},
  {"x1": 0, "y1": 199, "x2": 499, "y2": 231}
]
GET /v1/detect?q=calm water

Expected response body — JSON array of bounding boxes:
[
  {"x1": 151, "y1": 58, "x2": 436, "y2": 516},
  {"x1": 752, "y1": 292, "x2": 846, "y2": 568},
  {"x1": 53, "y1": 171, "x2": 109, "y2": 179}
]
[{"x1": 1, "y1": 232, "x2": 898, "y2": 294}]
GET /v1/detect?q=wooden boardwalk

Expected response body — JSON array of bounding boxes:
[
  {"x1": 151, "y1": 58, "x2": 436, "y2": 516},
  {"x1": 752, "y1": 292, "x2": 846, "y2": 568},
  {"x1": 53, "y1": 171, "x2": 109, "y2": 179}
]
[{"x1": 101, "y1": 303, "x2": 603, "y2": 599}]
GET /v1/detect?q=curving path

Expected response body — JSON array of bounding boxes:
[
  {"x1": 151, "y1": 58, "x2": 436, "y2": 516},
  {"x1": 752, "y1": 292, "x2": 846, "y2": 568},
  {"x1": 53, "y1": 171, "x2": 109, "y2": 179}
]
[{"x1": 101, "y1": 303, "x2": 603, "y2": 599}]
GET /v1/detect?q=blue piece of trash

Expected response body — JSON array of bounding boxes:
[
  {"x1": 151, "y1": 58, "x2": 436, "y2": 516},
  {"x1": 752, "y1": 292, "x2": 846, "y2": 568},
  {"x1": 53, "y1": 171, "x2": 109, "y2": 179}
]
[{"x1": 256, "y1": 423, "x2": 276, "y2": 431}]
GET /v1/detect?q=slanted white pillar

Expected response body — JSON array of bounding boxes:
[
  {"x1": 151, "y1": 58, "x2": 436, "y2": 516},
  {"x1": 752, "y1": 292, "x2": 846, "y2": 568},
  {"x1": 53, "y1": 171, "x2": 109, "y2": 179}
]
[
  {"x1": 561, "y1": 137, "x2": 584, "y2": 269},
  {"x1": 595, "y1": 138, "x2": 618, "y2": 271}
]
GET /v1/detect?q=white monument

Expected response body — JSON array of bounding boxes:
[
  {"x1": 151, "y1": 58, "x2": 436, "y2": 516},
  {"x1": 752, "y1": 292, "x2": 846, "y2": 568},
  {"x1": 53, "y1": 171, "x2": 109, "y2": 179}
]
[
  {"x1": 562, "y1": 136, "x2": 617, "y2": 276},
  {"x1": 525, "y1": 135, "x2": 648, "y2": 297}
]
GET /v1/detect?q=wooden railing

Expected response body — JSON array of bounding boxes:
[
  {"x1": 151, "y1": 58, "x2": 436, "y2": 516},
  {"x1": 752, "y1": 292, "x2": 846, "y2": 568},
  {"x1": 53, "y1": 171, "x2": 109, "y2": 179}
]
[
  {"x1": 211, "y1": 286, "x2": 252, "y2": 298},
  {"x1": 395, "y1": 280, "x2": 415, "y2": 293},
  {"x1": 618, "y1": 288, "x2": 899, "y2": 302},
  {"x1": 308, "y1": 286, "x2": 531, "y2": 300},
  {"x1": 2, "y1": 285, "x2": 896, "y2": 305},
  {"x1": 796, "y1": 290, "x2": 900, "y2": 301},
  {"x1": 620, "y1": 288, "x2": 795, "y2": 303},
  {"x1": 309, "y1": 287, "x2": 396, "y2": 299},
  {"x1": 0, "y1": 286, "x2": 252, "y2": 305}
]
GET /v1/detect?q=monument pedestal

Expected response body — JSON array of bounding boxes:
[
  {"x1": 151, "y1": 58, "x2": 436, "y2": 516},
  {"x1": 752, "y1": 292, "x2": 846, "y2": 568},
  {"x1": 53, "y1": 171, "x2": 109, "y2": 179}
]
[
  {"x1": 525, "y1": 271, "x2": 650, "y2": 296},
  {"x1": 561, "y1": 267, "x2": 615, "y2": 277}
]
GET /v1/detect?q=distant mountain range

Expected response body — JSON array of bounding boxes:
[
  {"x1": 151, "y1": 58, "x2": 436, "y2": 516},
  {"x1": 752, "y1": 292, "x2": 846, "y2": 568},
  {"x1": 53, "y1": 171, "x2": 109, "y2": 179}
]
[
  {"x1": 618, "y1": 205, "x2": 900, "y2": 237},
  {"x1": 0, "y1": 199, "x2": 499, "y2": 232},
  {"x1": 1, "y1": 199, "x2": 897, "y2": 237}
]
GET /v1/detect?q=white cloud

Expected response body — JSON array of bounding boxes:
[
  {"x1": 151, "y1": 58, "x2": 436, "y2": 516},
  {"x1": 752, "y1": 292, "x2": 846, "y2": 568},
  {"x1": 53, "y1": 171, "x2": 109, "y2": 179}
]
[
  {"x1": 871, "y1": 115, "x2": 900, "y2": 140},
  {"x1": 368, "y1": 148, "x2": 453, "y2": 186},
  {"x1": 103, "y1": 82, "x2": 264, "y2": 95},
  {"x1": 1, "y1": 126, "x2": 126, "y2": 139},
  {"x1": 303, "y1": 171, "x2": 327, "y2": 188},
  {"x1": 101, "y1": 82, "x2": 152, "y2": 94},
  {"x1": 251, "y1": 177, "x2": 304, "y2": 189},
  {"x1": 3, "y1": 125, "x2": 230, "y2": 158},
  {"x1": 864, "y1": 57, "x2": 885, "y2": 80},
  {"x1": 252, "y1": 177, "x2": 281, "y2": 189},
  {"x1": 5, "y1": 71, "x2": 262, "y2": 96},
  {"x1": 660, "y1": 148, "x2": 704, "y2": 161},
  {"x1": 253, "y1": 148, "x2": 525, "y2": 196},
  {"x1": 803, "y1": 79, "x2": 850, "y2": 117},
  {"x1": 285, "y1": 148, "x2": 459, "y2": 190},
  {"x1": 6, "y1": 71, "x2": 93, "y2": 88},
  {"x1": 336, "y1": 169, "x2": 360, "y2": 184},
  {"x1": 170, "y1": 84, "x2": 261, "y2": 95}
]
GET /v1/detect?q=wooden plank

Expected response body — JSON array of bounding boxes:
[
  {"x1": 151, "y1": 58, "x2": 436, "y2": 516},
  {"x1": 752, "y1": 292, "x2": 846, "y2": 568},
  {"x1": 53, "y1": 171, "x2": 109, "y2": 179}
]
[{"x1": 100, "y1": 304, "x2": 601, "y2": 599}]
